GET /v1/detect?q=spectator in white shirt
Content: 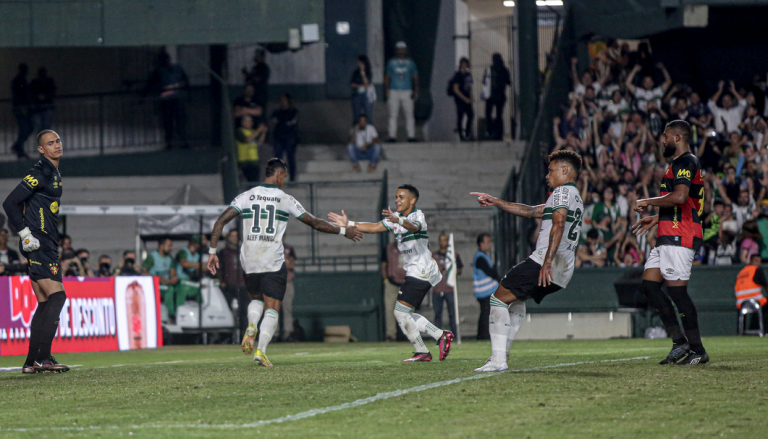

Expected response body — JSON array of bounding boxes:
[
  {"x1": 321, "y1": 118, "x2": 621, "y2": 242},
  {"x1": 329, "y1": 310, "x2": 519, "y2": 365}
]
[
  {"x1": 625, "y1": 62, "x2": 672, "y2": 113},
  {"x1": 571, "y1": 57, "x2": 604, "y2": 96},
  {"x1": 348, "y1": 115, "x2": 381, "y2": 172},
  {"x1": 708, "y1": 80, "x2": 747, "y2": 135}
]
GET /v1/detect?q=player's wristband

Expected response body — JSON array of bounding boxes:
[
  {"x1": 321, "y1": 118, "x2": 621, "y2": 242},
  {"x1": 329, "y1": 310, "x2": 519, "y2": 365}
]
[
  {"x1": 398, "y1": 217, "x2": 404, "y2": 226},
  {"x1": 208, "y1": 247, "x2": 217, "y2": 255},
  {"x1": 339, "y1": 227, "x2": 346, "y2": 236},
  {"x1": 348, "y1": 221, "x2": 356, "y2": 227},
  {"x1": 18, "y1": 227, "x2": 31, "y2": 239}
]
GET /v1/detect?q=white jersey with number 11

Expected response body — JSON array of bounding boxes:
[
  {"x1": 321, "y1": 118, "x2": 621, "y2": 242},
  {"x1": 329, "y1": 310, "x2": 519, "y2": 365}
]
[{"x1": 230, "y1": 184, "x2": 306, "y2": 274}]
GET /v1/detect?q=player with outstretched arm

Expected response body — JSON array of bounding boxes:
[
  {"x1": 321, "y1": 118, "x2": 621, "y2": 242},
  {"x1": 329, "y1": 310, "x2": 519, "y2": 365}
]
[
  {"x1": 208, "y1": 158, "x2": 363, "y2": 366},
  {"x1": 328, "y1": 184, "x2": 454, "y2": 363},
  {"x1": 471, "y1": 150, "x2": 584, "y2": 372}
]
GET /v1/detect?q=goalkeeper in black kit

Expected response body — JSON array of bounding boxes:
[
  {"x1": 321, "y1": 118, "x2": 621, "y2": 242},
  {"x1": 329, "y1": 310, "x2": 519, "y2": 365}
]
[{"x1": 2, "y1": 130, "x2": 70, "y2": 374}]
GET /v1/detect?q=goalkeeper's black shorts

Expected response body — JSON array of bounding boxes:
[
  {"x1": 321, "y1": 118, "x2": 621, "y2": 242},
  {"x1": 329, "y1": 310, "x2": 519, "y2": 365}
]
[{"x1": 19, "y1": 235, "x2": 62, "y2": 283}]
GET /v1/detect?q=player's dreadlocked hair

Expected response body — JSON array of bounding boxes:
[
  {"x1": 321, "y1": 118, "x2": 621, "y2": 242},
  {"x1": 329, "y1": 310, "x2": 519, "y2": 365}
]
[
  {"x1": 665, "y1": 119, "x2": 692, "y2": 144},
  {"x1": 265, "y1": 157, "x2": 288, "y2": 178},
  {"x1": 548, "y1": 150, "x2": 582, "y2": 174}
]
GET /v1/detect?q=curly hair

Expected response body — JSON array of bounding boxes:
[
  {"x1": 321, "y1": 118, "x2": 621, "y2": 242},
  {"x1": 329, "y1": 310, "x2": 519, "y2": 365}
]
[{"x1": 548, "y1": 149, "x2": 582, "y2": 174}]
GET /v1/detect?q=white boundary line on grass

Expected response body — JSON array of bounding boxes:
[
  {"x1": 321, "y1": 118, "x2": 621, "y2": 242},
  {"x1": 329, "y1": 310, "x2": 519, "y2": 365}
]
[{"x1": 0, "y1": 356, "x2": 649, "y2": 433}]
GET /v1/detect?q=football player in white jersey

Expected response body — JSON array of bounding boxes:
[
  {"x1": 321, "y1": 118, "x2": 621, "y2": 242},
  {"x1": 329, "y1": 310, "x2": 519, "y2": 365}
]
[
  {"x1": 328, "y1": 184, "x2": 455, "y2": 363},
  {"x1": 208, "y1": 158, "x2": 363, "y2": 366},
  {"x1": 471, "y1": 150, "x2": 584, "y2": 372}
]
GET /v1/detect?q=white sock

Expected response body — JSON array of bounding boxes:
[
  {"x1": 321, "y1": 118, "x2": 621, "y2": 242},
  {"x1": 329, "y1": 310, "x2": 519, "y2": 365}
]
[
  {"x1": 412, "y1": 313, "x2": 444, "y2": 341},
  {"x1": 506, "y1": 300, "x2": 526, "y2": 356},
  {"x1": 489, "y1": 296, "x2": 510, "y2": 364},
  {"x1": 257, "y1": 309, "x2": 279, "y2": 352},
  {"x1": 248, "y1": 300, "x2": 264, "y2": 327},
  {"x1": 394, "y1": 303, "x2": 429, "y2": 353}
]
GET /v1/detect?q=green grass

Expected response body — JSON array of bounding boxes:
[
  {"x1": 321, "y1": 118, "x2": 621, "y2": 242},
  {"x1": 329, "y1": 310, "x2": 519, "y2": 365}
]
[{"x1": 0, "y1": 337, "x2": 766, "y2": 438}]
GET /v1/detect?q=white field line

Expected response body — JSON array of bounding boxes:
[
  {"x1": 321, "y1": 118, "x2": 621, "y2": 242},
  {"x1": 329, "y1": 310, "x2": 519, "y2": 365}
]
[{"x1": 0, "y1": 356, "x2": 649, "y2": 433}]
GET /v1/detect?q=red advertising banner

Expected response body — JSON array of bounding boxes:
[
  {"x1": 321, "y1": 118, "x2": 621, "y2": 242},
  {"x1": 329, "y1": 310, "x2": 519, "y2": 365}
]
[{"x1": 0, "y1": 276, "x2": 162, "y2": 357}]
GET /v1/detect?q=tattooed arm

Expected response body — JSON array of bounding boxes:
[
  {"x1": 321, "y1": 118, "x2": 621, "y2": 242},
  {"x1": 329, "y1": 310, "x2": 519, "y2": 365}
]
[
  {"x1": 538, "y1": 208, "x2": 566, "y2": 287},
  {"x1": 207, "y1": 207, "x2": 240, "y2": 275},
  {"x1": 471, "y1": 192, "x2": 545, "y2": 218}
]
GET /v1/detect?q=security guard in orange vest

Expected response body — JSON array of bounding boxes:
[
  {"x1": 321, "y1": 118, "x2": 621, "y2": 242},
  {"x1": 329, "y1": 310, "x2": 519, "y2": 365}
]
[{"x1": 734, "y1": 254, "x2": 768, "y2": 309}]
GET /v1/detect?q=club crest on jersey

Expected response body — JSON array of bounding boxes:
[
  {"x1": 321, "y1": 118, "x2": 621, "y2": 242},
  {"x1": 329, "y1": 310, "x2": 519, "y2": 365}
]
[
  {"x1": 49, "y1": 263, "x2": 59, "y2": 275},
  {"x1": 50, "y1": 201, "x2": 59, "y2": 214},
  {"x1": 676, "y1": 169, "x2": 691, "y2": 179}
]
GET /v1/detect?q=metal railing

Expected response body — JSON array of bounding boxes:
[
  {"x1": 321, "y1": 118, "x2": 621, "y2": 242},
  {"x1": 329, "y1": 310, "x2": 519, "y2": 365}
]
[{"x1": 0, "y1": 87, "x2": 215, "y2": 158}]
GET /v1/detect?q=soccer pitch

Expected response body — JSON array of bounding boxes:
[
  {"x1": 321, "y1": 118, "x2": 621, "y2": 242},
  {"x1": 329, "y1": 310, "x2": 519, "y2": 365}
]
[{"x1": 0, "y1": 337, "x2": 766, "y2": 438}]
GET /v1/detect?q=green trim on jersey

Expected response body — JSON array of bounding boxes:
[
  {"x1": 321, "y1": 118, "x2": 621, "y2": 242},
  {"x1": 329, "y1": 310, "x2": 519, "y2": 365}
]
[
  {"x1": 401, "y1": 232, "x2": 428, "y2": 243},
  {"x1": 259, "y1": 184, "x2": 278, "y2": 188},
  {"x1": 231, "y1": 205, "x2": 242, "y2": 213},
  {"x1": 564, "y1": 183, "x2": 577, "y2": 188},
  {"x1": 297, "y1": 212, "x2": 306, "y2": 219},
  {"x1": 381, "y1": 220, "x2": 393, "y2": 231},
  {"x1": 542, "y1": 208, "x2": 578, "y2": 221}
]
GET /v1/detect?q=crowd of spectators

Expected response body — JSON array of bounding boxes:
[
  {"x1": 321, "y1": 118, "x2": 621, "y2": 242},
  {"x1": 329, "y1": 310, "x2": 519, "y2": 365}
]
[{"x1": 550, "y1": 41, "x2": 768, "y2": 269}]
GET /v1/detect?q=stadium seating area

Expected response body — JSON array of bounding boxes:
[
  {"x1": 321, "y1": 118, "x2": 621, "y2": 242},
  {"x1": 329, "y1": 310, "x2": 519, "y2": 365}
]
[{"x1": 554, "y1": 41, "x2": 768, "y2": 269}]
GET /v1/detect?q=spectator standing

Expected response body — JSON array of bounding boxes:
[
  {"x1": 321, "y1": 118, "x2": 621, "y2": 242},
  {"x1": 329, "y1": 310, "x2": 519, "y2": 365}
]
[
  {"x1": 451, "y1": 57, "x2": 474, "y2": 141},
  {"x1": 236, "y1": 115, "x2": 266, "y2": 183},
  {"x1": 709, "y1": 81, "x2": 747, "y2": 135},
  {"x1": 30, "y1": 67, "x2": 56, "y2": 134},
  {"x1": 0, "y1": 229, "x2": 21, "y2": 276},
  {"x1": 575, "y1": 229, "x2": 608, "y2": 268},
  {"x1": 625, "y1": 62, "x2": 672, "y2": 113},
  {"x1": 10, "y1": 64, "x2": 32, "y2": 160},
  {"x1": 714, "y1": 231, "x2": 736, "y2": 265},
  {"x1": 233, "y1": 84, "x2": 263, "y2": 119},
  {"x1": 350, "y1": 55, "x2": 375, "y2": 123},
  {"x1": 348, "y1": 115, "x2": 381, "y2": 172},
  {"x1": 384, "y1": 41, "x2": 419, "y2": 142},
  {"x1": 271, "y1": 94, "x2": 299, "y2": 181},
  {"x1": 217, "y1": 229, "x2": 247, "y2": 333},
  {"x1": 282, "y1": 242, "x2": 297, "y2": 340},
  {"x1": 740, "y1": 220, "x2": 763, "y2": 263},
  {"x1": 142, "y1": 239, "x2": 179, "y2": 319},
  {"x1": 242, "y1": 49, "x2": 270, "y2": 108},
  {"x1": 473, "y1": 233, "x2": 498, "y2": 340},
  {"x1": 147, "y1": 51, "x2": 189, "y2": 150},
  {"x1": 432, "y1": 232, "x2": 463, "y2": 336},
  {"x1": 382, "y1": 236, "x2": 407, "y2": 341},
  {"x1": 484, "y1": 53, "x2": 511, "y2": 140}
]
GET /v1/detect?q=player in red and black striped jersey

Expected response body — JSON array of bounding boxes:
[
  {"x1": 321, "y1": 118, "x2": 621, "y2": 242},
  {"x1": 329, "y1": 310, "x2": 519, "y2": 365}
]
[{"x1": 632, "y1": 120, "x2": 709, "y2": 365}]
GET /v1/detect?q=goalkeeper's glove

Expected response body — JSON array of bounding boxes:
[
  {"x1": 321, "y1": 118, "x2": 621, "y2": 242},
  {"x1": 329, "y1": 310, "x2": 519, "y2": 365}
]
[{"x1": 19, "y1": 227, "x2": 40, "y2": 252}]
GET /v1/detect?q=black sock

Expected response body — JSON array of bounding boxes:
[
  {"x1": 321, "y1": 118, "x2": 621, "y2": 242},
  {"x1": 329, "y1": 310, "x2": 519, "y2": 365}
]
[
  {"x1": 641, "y1": 280, "x2": 687, "y2": 344},
  {"x1": 667, "y1": 285, "x2": 705, "y2": 353},
  {"x1": 24, "y1": 301, "x2": 48, "y2": 366},
  {"x1": 34, "y1": 291, "x2": 66, "y2": 363}
]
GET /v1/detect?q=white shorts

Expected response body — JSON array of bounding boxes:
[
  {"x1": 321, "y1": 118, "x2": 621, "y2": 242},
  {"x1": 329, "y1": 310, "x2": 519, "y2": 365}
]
[{"x1": 644, "y1": 245, "x2": 696, "y2": 281}]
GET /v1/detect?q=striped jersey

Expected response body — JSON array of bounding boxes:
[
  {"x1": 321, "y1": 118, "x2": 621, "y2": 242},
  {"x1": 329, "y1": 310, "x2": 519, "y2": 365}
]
[
  {"x1": 656, "y1": 152, "x2": 704, "y2": 251},
  {"x1": 382, "y1": 208, "x2": 442, "y2": 286},
  {"x1": 230, "y1": 184, "x2": 306, "y2": 273},
  {"x1": 529, "y1": 183, "x2": 584, "y2": 288}
]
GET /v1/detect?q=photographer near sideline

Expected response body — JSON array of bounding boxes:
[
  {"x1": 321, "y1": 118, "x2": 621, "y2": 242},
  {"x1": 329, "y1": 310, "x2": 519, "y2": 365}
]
[{"x1": 114, "y1": 250, "x2": 140, "y2": 276}]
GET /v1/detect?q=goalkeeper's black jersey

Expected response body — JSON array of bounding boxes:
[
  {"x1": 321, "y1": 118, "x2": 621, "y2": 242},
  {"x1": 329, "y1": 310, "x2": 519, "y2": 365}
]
[{"x1": 18, "y1": 157, "x2": 62, "y2": 246}]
